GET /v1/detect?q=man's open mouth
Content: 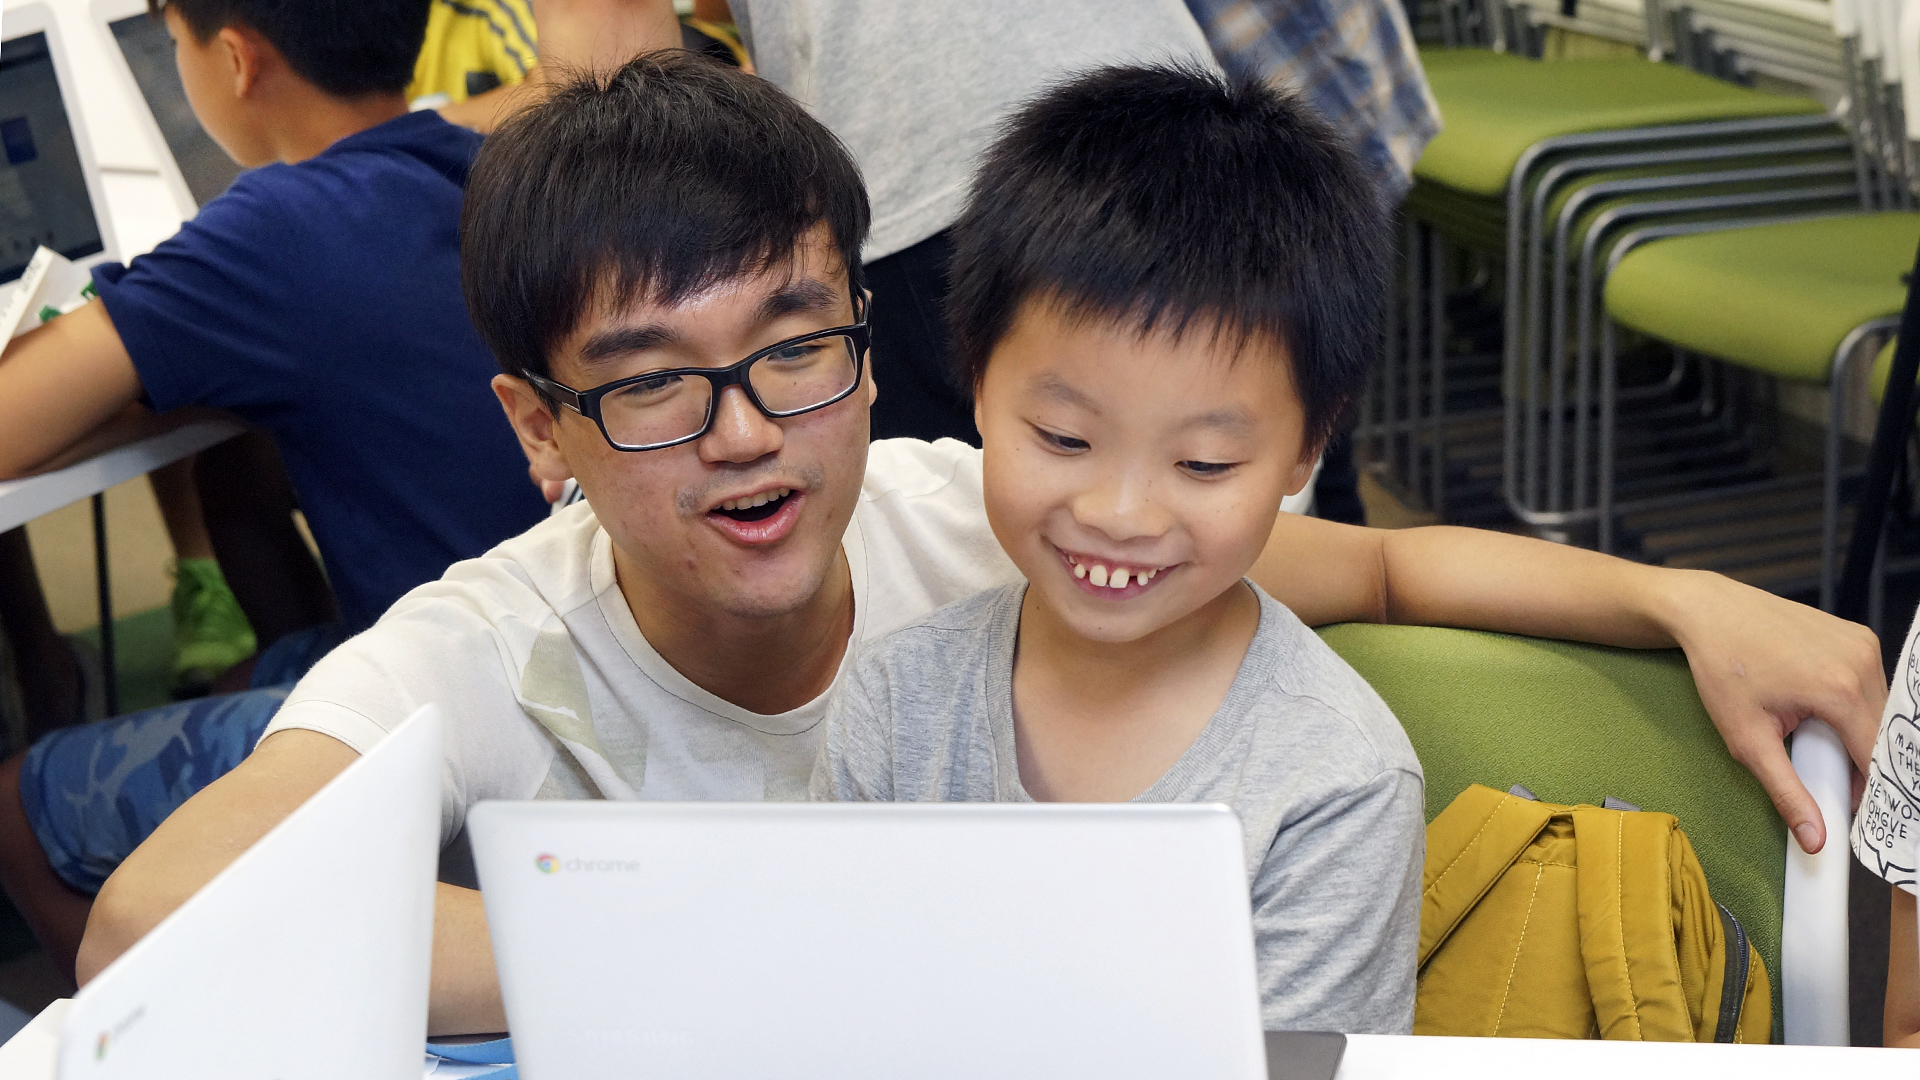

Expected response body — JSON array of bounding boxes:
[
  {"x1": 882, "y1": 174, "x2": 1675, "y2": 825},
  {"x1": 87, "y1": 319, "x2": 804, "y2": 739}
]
[{"x1": 712, "y1": 487, "x2": 795, "y2": 522}]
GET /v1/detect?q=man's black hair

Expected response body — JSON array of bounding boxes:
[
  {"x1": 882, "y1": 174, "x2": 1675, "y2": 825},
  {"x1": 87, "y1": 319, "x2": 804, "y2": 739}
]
[
  {"x1": 463, "y1": 52, "x2": 871, "y2": 394},
  {"x1": 947, "y1": 63, "x2": 1389, "y2": 453},
  {"x1": 150, "y1": 0, "x2": 427, "y2": 98}
]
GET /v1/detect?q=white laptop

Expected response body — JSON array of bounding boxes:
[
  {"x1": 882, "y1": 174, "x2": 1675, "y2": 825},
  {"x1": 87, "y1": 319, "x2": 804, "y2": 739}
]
[
  {"x1": 470, "y1": 801, "x2": 1267, "y2": 1080},
  {"x1": 54, "y1": 705, "x2": 444, "y2": 1079},
  {"x1": 89, "y1": 0, "x2": 243, "y2": 218},
  {"x1": 0, "y1": 4, "x2": 119, "y2": 313}
]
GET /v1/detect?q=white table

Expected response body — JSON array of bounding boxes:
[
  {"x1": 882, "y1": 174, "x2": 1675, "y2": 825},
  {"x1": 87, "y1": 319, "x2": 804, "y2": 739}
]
[
  {"x1": 1335, "y1": 1032, "x2": 1911, "y2": 1075},
  {"x1": 0, "y1": 1000, "x2": 501, "y2": 1078},
  {"x1": 0, "y1": 1001, "x2": 1906, "y2": 1079},
  {"x1": 0, "y1": 420, "x2": 244, "y2": 536},
  {"x1": 0, "y1": 419, "x2": 245, "y2": 713}
]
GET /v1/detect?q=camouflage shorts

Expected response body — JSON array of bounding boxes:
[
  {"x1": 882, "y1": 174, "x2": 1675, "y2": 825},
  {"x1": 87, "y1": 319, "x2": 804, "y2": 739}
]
[{"x1": 20, "y1": 622, "x2": 345, "y2": 894}]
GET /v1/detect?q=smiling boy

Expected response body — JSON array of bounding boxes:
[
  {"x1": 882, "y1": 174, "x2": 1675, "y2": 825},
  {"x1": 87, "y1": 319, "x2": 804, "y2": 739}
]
[{"x1": 814, "y1": 65, "x2": 1419, "y2": 1031}]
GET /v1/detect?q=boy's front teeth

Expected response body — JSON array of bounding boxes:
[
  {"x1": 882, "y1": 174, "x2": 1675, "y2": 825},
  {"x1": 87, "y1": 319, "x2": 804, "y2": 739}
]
[{"x1": 1073, "y1": 560, "x2": 1159, "y2": 589}]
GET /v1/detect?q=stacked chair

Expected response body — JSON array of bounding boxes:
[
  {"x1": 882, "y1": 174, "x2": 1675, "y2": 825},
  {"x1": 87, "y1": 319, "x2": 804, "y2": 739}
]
[
  {"x1": 1593, "y1": 0, "x2": 1916, "y2": 609},
  {"x1": 1366, "y1": 0, "x2": 1918, "y2": 611}
]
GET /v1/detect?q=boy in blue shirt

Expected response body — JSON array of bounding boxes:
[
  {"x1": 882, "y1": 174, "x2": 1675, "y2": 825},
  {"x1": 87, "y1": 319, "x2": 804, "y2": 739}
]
[{"x1": 0, "y1": 0, "x2": 547, "y2": 979}]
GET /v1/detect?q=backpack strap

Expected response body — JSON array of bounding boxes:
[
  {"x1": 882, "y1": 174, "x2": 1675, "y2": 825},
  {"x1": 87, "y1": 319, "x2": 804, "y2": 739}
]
[
  {"x1": 1712, "y1": 903, "x2": 1750, "y2": 1042},
  {"x1": 1570, "y1": 806, "x2": 1695, "y2": 1040},
  {"x1": 1420, "y1": 784, "x2": 1555, "y2": 968}
]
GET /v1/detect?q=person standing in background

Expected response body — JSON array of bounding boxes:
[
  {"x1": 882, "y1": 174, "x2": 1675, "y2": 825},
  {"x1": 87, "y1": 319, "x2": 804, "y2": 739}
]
[{"x1": 1185, "y1": 0, "x2": 1441, "y2": 525}]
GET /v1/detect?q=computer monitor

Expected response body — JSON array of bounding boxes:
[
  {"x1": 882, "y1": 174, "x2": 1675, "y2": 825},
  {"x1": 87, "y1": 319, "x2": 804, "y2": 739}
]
[
  {"x1": 0, "y1": 4, "x2": 116, "y2": 296},
  {"x1": 91, "y1": 0, "x2": 244, "y2": 214}
]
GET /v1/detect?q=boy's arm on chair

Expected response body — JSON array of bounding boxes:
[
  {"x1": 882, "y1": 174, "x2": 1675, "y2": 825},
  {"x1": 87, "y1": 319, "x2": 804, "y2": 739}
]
[
  {"x1": 0, "y1": 302, "x2": 145, "y2": 480},
  {"x1": 1250, "y1": 514, "x2": 1885, "y2": 855}
]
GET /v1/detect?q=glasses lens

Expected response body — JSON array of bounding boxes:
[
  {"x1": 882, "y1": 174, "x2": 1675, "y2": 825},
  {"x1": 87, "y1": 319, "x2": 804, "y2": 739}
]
[
  {"x1": 748, "y1": 334, "x2": 861, "y2": 415},
  {"x1": 599, "y1": 371, "x2": 715, "y2": 448}
]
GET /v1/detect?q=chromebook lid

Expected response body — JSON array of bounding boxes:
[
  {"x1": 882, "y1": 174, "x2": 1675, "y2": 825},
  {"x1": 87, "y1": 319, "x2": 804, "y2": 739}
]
[
  {"x1": 470, "y1": 800, "x2": 1266, "y2": 1080},
  {"x1": 58, "y1": 705, "x2": 444, "y2": 1079}
]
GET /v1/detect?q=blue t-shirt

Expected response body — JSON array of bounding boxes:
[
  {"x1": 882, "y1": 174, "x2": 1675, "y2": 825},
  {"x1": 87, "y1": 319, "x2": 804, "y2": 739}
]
[{"x1": 96, "y1": 111, "x2": 546, "y2": 632}]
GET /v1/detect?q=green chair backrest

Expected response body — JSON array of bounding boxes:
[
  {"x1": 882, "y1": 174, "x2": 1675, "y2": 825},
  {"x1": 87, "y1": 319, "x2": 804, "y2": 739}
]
[{"x1": 1316, "y1": 622, "x2": 1786, "y2": 1039}]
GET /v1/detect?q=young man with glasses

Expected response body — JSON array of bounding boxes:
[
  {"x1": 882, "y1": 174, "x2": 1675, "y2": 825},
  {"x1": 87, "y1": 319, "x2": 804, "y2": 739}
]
[{"x1": 81, "y1": 55, "x2": 1883, "y2": 1035}]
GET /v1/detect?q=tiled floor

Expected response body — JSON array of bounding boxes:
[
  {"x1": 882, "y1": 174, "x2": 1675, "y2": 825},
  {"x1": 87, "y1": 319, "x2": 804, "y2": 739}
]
[{"x1": 23, "y1": 475, "x2": 176, "y2": 634}]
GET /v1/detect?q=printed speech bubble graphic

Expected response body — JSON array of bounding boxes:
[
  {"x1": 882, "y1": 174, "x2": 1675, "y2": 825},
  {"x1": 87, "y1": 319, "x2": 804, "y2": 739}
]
[{"x1": 1853, "y1": 710, "x2": 1920, "y2": 891}]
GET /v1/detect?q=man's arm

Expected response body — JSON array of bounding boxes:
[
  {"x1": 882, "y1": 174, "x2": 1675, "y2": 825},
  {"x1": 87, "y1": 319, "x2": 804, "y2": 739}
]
[
  {"x1": 1251, "y1": 513, "x2": 1884, "y2": 855},
  {"x1": 77, "y1": 730, "x2": 359, "y2": 981},
  {"x1": 79, "y1": 728, "x2": 511, "y2": 1033},
  {"x1": 0, "y1": 301, "x2": 145, "y2": 479}
]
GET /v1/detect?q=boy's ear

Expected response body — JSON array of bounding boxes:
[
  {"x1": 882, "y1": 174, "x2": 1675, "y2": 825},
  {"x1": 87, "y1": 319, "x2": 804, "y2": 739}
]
[
  {"x1": 1283, "y1": 446, "x2": 1320, "y2": 498},
  {"x1": 492, "y1": 374, "x2": 574, "y2": 487},
  {"x1": 217, "y1": 25, "x2": 271, "y2": 99}
]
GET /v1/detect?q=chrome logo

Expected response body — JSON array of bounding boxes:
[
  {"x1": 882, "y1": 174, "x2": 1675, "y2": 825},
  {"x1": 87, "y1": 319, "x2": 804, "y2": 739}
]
[{"x1": 535, "y1": 853, "x2": 559, "y2": 874}]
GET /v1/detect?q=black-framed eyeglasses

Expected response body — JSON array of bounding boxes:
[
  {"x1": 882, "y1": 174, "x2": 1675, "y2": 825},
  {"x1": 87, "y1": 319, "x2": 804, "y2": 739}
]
[{"x1": 528, "y1": 304, "x2": 871, "y2": 453}]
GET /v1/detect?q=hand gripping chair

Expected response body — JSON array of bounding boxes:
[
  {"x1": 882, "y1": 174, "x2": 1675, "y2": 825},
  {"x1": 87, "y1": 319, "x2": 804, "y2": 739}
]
[{"x1": 1317, "y1": 622, "x2": 1852, "y2": 1044}]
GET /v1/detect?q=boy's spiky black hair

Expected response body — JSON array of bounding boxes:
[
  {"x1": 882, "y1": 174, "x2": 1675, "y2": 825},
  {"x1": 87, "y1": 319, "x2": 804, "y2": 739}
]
[
  {"x1": 462, "y1": 52, "x2": 871, "y2": 391},
  {"x1": 947, "y1": 63, "x2": 1389, "y2": 452},
  {"x1": 150, "y1": 0, "x2": 427, "y2": 98}
]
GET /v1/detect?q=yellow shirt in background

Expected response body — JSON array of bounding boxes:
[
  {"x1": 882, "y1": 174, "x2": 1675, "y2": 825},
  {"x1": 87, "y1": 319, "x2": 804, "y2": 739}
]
[{"x1": 406, "y1": 0, "x2": 538, "y2": 108}]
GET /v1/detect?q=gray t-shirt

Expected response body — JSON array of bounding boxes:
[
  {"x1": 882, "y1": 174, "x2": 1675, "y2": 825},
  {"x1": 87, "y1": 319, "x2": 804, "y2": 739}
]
[
  {"x1": 812, "y1": 582, "x2": 1425, "y2": 1034},
  {"x1": 731, "y1": 1, "x2": 1216, "y2": 261}
]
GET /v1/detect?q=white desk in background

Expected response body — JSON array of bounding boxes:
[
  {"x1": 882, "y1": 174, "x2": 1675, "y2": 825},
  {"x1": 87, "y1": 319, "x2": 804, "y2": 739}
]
[
  {"x1": 0, "y1": 1000, "x2": 1908, "y2": 1079},
  {"x1": 0, "y1": 417, "x2": 245, "y2": 714}
]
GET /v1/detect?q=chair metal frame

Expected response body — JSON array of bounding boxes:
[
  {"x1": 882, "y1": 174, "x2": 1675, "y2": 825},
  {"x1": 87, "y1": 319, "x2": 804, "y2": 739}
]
[
  {"x1": 1494, "y1": 114, "x2": 1842, "y2": 515},
  {"x1": 1368, "y1": 112, "x2": 1842, "y2": 513},
  {"x1": 1520, "y1": 132, "x2": 1856, "y2": 515},
  {"x1": 1594, "y1": 211, "x2": 1902, "y2": 605}
]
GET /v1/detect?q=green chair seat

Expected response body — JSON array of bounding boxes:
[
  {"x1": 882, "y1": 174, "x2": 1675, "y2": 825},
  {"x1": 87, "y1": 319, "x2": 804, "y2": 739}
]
[
  {"x1": 1604, "y1": 212, "x2": 1920, "y2": 383},
  {"x1": 1316, "y1": 622, "x2": 1784, "y2": 1039},
  {"x1": 1415, "y1": 57, "x2": 1825, "y2": 197}
]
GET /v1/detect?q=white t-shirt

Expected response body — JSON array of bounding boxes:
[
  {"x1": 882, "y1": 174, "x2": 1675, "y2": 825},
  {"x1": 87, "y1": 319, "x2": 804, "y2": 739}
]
[
  {"x1": 262, "y1": 439, "x2": 1020, "y2": 875},
  {"x1": 730, "y1": 1, "x2": 1216, "y2": 261},
  {"x1": 1852, "y1": 611, "x2": 1920, "y2": 896}
]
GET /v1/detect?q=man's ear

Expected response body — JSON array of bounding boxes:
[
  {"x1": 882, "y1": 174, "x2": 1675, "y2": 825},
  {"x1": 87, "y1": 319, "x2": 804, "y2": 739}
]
[
  {"x1": 492, "y1": 374, "x2": 574, "y2": 486},
  {"x1": 860, "y1": 288, "x2": 878, "y2": 408},
  {"x1": 218, "y1": 25, "x2": 270, "y2": 98}
]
